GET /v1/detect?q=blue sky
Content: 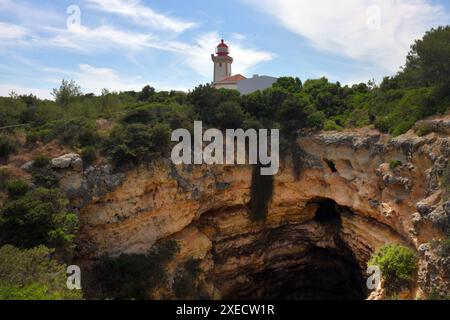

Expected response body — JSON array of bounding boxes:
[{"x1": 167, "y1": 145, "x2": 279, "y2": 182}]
[{"x1": 0, "y1": 0, "x2": 449, "y2": 98}]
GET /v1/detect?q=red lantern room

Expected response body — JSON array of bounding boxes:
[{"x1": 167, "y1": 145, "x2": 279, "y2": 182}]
[
  {"x1": 212, "y1": 39, "x2": 233, "y2": 83},
  {"x1": 216, "y1": 39, "x2": 229, "y2": 56}
]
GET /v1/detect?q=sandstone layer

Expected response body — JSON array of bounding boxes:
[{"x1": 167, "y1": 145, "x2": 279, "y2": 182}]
[{"x1": 59, "y1": 123, "x2": 450, "y2": 299}]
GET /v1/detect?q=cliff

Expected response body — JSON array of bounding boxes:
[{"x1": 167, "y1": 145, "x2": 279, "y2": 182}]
[{"x1": 51, "y1": 118, "x2": 450, "y2": 299}]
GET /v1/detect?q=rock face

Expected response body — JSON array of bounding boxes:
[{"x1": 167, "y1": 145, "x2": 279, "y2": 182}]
[
  {"x1": 51, "y1": 153, "x2": 83, "y2": 170},
  {"x1": 70, "y1": 128, "x2": 449, "y2": 299}
]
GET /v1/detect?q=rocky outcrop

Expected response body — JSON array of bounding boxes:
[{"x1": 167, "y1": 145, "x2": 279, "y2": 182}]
[
  {"x1": 51, "y1": 153, "x2": 83, "y2": 170},
  {"x1": 65, "y1": 127, "x2": 449, "y2": 299},
  {"x1": 418, "y1": 243, "x2": 450, "y2": 297},
  {"x1": 415, "y1": 116, "x2": 450, "y2": 136}
]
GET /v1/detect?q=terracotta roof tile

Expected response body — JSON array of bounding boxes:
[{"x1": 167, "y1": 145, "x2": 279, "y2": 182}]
[{"x1": 217, "y1": 74, "x2": 247, "y2": 83}]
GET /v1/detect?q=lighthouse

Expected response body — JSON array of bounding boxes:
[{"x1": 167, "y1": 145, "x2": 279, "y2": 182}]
[
  {"x1": 211, "y1": 39, "x2": 233, "y2": 83},
  {"x1": 211, "y1": 39, "x2": 277, "y2": 93},
  {"x1": 211, "y1": 39, "x2": 246, "y2": 90}
]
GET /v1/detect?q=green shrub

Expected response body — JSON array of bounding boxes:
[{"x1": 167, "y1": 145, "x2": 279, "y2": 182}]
[
  {"x1": 0, "y1": 283, "x2": 62, "y2": 300},
  {"x1": 26, "y1": 126, "x2": 54, "y2": 144},
  {"x1": 31, "y1": 118, "x2": 100, "y2": 147},
  {"x1": 214, "y1": 101, "x2": 248, "y2": 129},
  {"x1": 0, "y1": 245, "x2": 82, "y2": 300},
  {"x1": 306, "y1": 111, "x2": 326, "y2": 130},
  {"x1": 32, "y1": 155, "x2": 50, "y2": 169},
  {"x1": 32, "y1": 170, "x2": 59, "y2": 189},
  {"x1": 371, "y1": 87, "x2": 436, "y2": 136},
  {"x1": 95, "y1": 239, "x2": 179, "y2": 299},
  {"x1": 416, "y1": 123, "x2": 433, "y2": 137},
  {"x1": 122, "y1": 108, "x2": 155, "y2": 125},
  {"x1": 369, "y1": 244, "x2": 418, "y2": 290},
  {"x1": 81, "y1": 146, "x2": 97, "y2": 166},
  {"x1": 389, "y1": 160, "x2": 403, "y2": 170},
  {"x1": 148, "y1": 123, "x2": 172, "y2": 153},
  {"x1": 77, "y1": 127, "x2": 98, "y2": 147},
  {"x1": 25, "y1": 131, "x2": 39, "y2": 145},
  {"x1": 374, "y1": 117, "x2": 391, "y2": 133},
  {"x1": 0, "y1": 135, "x2": 16, "y2": 158},
  {"x1": 104, "y1": 122, "x2": 171, "y2": 169},
  {"x1": 323, "y1": 120, "x2": 343, "y2": 131},
  {"x1": 0, "y1": 188, "x2": 78, "y2": 251},
  {"x1": 6, "y1": 180, "x2": 29, "y2": 198}
]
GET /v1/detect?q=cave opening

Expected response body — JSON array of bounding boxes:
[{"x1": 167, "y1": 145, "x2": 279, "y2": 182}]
[
  {"x1": 249, "y1": 246, "x2": 367, "y2": 300},
  {"x1": 313, "y1": 198, "x2": 341, "y2": 223},
  {"x1": 219, "y1": 199, "x2": 368, "y2": 300}
]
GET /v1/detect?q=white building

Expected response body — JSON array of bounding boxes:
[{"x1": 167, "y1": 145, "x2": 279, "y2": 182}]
[{"x1": 211, "y1": 39, "x2": 277, "y2": 94}]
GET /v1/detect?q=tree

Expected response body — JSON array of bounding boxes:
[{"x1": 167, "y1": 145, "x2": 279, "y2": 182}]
[
  {"x1": 105, "y1": 122, "x2": 171, "y2": 168},
  {"x1": 148, "y1": 122, "x2": 172, "y2": 155},
  {"x1": 273, "y1": 77, "x2": 303, "y2": 93},
  {"x1": 0, "y1": 135, "x2": 16, "y2": 159},
  {"x1": 138, "y1": 85, "x2": 155, "y2": 102},
  {"x1": 402, "y1": 26, "x2": 450, "y2": 90},
  {"x1": 214, "y1": 101, "x2": 248, "y2": 129},
  {"x1": 19, "y1": 94, "x2": 39, "y2": 108},
  {"x1": 51, "y1": 117, "x2": 99, "y2": 147},
  {"x1": 277, "y1": 94, "x2": 310, "y2": 137},
  {"x1": 188, "y1": 84, "x2": 240, "y2": 126},
  {"x1": 122, "y1": 108, "x2": 155, "y2": 125},
  {"x1": 303, "y1": 77, "x2": 349, "y2": 117},
  {"x1": 5, "y1": 180, "x2": 29, "y2": 198},
  {"x1": 0, "y1": 187, "x2": 78, "y2": 251},
  {"x1": 52, "y1": 79, "x2": 82, "y2": 107},
  {"x1": 0, "y1": 245, "x2": 82, "y2": 300},
  {"x1": 0, "y1": 96, "x2": 27, "y2": 127}
]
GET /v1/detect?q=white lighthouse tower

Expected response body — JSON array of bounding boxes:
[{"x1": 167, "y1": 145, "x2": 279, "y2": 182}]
[
  {"x1": 211, "y1": 39, "x2": 277, "y2": 92},
  {"x1": 211, "y1": 39, "x2": 233, "y2": 83}
]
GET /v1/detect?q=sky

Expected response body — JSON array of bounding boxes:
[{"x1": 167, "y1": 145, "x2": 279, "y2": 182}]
[{"x1": 0, "y1": 0, "x2": 449, "y2": 99}]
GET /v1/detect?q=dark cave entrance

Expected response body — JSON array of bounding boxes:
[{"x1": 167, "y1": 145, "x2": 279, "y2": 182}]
[
  {"x1": 221, "y1": 199, "x2": 368, "y2": 300},
  {"x1": 250, "y1": 246, "x2": 367, "y2": 300},
  {"x1": 313, "y1": 198, "x2": 342, "y2": 223}
]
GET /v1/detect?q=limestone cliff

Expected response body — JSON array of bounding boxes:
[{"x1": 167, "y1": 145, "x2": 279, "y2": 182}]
[{"x1": 57, "y1": 118, "x2": 449, "y2": 299}]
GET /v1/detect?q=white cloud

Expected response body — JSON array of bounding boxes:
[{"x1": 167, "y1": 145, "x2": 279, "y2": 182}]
[
  {"x1": 244, "y1": 0, "x2": 448, "y2": 72},
  {"x1": 0, "y1": 61, "x2": 149, "y2": 98},
  {"x1": 85, "y1": 0, "x2": 196, "y2": 33},
  {"x1": 0, "y1": 21, "x2": 32, "y2": 48},
  {"x1": 45, "y1": 25, "x2": 276, "y2": 78},
  {"x1": 167, "y1": 32, "x2": 276, "y2": 78},
  {"x1": 0, "y1": 0, "x2": 64, "y2": 30},
  {"x1": 57, "y1": 64, "x2": 148, "y2": 95},
  {"x1": 46, "y1": 24, "x2": 156, "y2": 52},
  {"x1": 0, "y1": 22, "x2": 29, "y2": 39}
]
